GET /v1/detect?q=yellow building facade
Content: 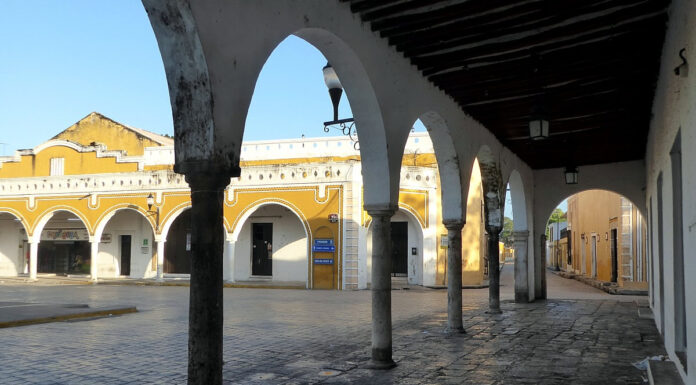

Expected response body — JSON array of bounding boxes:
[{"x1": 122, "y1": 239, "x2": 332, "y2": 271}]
[
  {"x1": 0, "y1": 113, "x2": 487, "y2": 289},
  {"x1": 564, "y1": 190, "x2": 648, "y2": 289}
]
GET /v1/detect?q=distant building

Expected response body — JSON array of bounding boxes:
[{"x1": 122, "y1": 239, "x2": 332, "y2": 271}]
[
  {"x1": 565, "y1": 190, "x2": 648, "y2": 290},
  {"x1": 0, "y1": 112, "x2": 488, "y2": 289}
]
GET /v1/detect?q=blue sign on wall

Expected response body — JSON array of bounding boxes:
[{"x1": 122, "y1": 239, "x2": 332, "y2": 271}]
[
  {"x1": 314, "y1": 258, "x2": 334, "y2": 265},
  {"x1": 312, "y1": 245, "x2": 336, "y2": 252},
  {"x1": 314, "y1": 238, "x2": 334, "y2": 247}
]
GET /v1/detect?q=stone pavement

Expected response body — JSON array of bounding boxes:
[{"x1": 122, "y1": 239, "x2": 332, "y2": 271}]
[{"x1": 0, "y1": 265, "x2": 664, "y2": 384}]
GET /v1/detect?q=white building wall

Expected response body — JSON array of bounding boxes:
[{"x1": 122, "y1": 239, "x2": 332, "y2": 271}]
[
  {"x1": 644, "y1": 0, "x2": 696, "y2": 382},
  {"x1": 0, "y1": 218, "x2": 23, "y2": 276},
  {"x1": 233, "y1": 205, "x2": 308, "y2": 283},
  {"x1": 98, "y1": 211, "x2": 155, "y2": 278}
]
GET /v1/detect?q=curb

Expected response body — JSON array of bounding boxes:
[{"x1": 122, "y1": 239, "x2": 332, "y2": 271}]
[{"x1": 0, "y1": 306, "x2": 138, "y2": 329}]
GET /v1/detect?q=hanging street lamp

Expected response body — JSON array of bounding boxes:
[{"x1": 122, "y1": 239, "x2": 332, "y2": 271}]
[{"x1": 322, "y1": 62, "x2": 358, "y2": 150}]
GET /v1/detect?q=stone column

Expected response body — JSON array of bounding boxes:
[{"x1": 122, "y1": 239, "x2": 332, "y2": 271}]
[
  {"x1": 513, "y1": 230, "x2": 530, "y2": 303},
  {"x1": 223, "y1": 239, "x2": 236, "y2": 282},
  {"x1": 90, "y1": 238, "x2": 99, "y2": 282},
  {"x1": 487, "y1": 228, "x2": 502, "y2": 314},
  {"x1": 156, "y1": 238, "x2": 165, "y2": 281},
  {"x1": 366, "y1": 204, "x2": 397, "y2": 369},
  {"x1": 185, "y1": 172, "x2": 230, "y2": 385},
  {"x1": 29, "y1": 240, "x2": 39, "y2": 280},
  {"x1": 444, "y1": 220, "x2": 465, "y2": 333}
]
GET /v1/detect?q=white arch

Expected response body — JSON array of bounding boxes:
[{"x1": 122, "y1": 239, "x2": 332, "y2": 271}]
[
  {"x1": 33, "y1": 207, "x2": 90, "y2": 241},
  {"x1": 159, "y1": 204, "x2": 191, "y2": 241},
  {"x1": 230, "y1": 200, "x2": 312, "y2": 286},
  {"x1": 366, "y1": 207, "x2": 425, "y2": 285},
  {"x1": 93, "y1": 205, "x2": 156, "y2": 241},
  {"x1": 230, "y1": 200, "x2": 310, "y2": 243},
  {"x1": 0, "y1": 208, "x2": 29, "y2": 235}
]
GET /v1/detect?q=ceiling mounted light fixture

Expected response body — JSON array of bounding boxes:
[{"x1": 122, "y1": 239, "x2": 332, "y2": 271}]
[{"x1": 564, "y1": 166, "x2": 579, "y2": 185}]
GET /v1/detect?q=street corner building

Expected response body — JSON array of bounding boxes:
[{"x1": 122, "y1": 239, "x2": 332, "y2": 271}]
[{"x1": 0, "y1": 112, "x2": 492, "y2": 290}]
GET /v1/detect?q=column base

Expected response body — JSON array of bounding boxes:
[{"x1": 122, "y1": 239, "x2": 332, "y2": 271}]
[
  {"x1": 367, "y1": 359, "x2": 397, "y2": 370},
  {"x1": 444, "y1": 326, "x2": 466, "y2": 335},
  {"x1": 514, "y1": 292, "x2": 530, "y2": 303},
  {"x1": 486, "y1": 308, "x2": 502, "y2": 315}
]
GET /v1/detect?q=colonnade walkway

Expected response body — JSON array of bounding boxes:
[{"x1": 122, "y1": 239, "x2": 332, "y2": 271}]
[{"x1": 0, "y1": 264, "x2": 661, "y2": 384}]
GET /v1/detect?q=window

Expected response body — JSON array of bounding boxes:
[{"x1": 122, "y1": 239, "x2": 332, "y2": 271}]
[{"x1": 49, "y1": 158, "x2": 64, "y2": 176}]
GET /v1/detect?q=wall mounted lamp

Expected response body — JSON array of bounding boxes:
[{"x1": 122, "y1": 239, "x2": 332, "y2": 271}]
[
  {"x1": 322, "y1": 62, "x2": 358, "y2": 150},
  {"x1": 674, "y1": 48, "x2": 688, "y2": 77}
]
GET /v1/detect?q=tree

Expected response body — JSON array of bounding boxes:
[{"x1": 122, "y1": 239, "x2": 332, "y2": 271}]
[
  {"x1": 546, "y1": 208, "x2": 566, "y2": 238},
  {"x1": 500, "y1": 216, "x2": 514, "y2": 246}
]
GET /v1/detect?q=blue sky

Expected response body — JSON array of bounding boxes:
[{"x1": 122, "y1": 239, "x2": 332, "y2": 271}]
[
  {"x1": 0, "y1": 0, "x2": 424, "y2": 155},
  {"x1": 0, "y1": 1, "x2": 563, "y2": 217}
]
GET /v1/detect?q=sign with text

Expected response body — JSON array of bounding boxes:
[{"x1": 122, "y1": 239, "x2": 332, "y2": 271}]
[
  {"x1": 314, "y1": 238, "x2": 334, "y2": 246},
  {"x1": 41, "y1": 229, "x2": 89, "y2": 241},
  {"x1": 312, "y1": 245, "x2": 336, "y2": 252},
  {"x1": 314, "y1": 258, "x2": 334, "y2": 265}
]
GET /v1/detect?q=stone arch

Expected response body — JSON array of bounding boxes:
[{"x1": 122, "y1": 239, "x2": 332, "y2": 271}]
[
  {"x1": 506, "y1": 170, "x2": 528, "y2": 231},
  {"x1": 415, "y1": 111, "x2": 467, "y2": 222},
  {"x1": 33, "y1": 207, "x2": 91, "y2": 239}
]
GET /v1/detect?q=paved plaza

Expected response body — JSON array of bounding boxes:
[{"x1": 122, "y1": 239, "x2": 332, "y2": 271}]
[{"x1": 0, "y1": 266, "x2": 663, "y2": 384}]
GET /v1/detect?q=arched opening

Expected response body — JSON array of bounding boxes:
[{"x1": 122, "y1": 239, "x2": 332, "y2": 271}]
[
  {"x1": 366, "y1": 208, "x2": 424, "y2": 285},
  {"x1": 164, "y1": 208, "x2": 191, "y2": 275},
  {"x1": 544, "y1": 189, "x2": 648, "y2": 294},
  {"x1": 95, "y1": 208, "x2": 155, "y2": 278},
  {"x1": 0, "y1": 212, "x2": 29, "y2": 276},
  {"x1": 232, "y1": 204, "x2": 309, "y2": 285},
  {"x1": 33, "y1": 210, "x2": 91, "y2": 276}
]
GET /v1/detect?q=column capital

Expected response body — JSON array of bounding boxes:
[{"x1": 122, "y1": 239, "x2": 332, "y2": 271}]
[
  {"x1": 442, "y1": 219, "x2": 465, "y2": 231},
  {"x1": 364, "y1": 204, "x2": 398, "y2": 217},
  {"x1": 513, "y1": 230, "x2": 530, "y2": 240}
]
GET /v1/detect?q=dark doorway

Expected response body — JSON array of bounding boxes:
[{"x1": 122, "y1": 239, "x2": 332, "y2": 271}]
[
  {"x1": 610, "y1": 229, "x2": 618, "y2": 283},
  {"x1": 38, "y1": 241, "x2": 90, "y2": 275},
  {"x1": 165, "y1": 210, "x2": 191, "y2": 274},
  {"x1": 120, "y1": 235, "x2": 131, "y2": 276},
  {"x1": 252, "y1": 223, "x2": 273, "y2": 276},
  {"x1": 391, "y1": 221, "x2": 408, "y2": 277}
]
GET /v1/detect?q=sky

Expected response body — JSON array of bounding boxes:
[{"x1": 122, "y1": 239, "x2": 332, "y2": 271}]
[
  {"x1": 0, "y1": 1, "x2": 565, "y2": 218},
  {"x1": 0, "y1": 0, "x2": 422, "y2": 155}
]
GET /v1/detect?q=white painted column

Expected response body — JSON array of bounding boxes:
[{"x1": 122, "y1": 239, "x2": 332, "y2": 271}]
[
  {"x1": 223, "y1": 238, "x2": 236, "y2": 282},
  {"x1": 90, "y1": 238, "x2": 99, "y2": 282},
  {"x1": 156, "y1": 238, "x2": 166, "y2": 281},
  {"x1": 513, "y1": 230, "x2": 530, "y2": 303},
  {"x1": 29, "y1": 240, "x2": 39, "y2": 280}
]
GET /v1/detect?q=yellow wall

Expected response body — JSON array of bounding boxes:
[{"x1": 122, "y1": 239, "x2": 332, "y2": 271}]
[
  {"x1": 0, "y1": 145, "x2": 138, "y2": 178},
  {"x1": 567, "y1": 190, "x2": 647, "y2": 288},
  {"x1": 53, "y1": 112, "x2": 166, "y2": 156}
]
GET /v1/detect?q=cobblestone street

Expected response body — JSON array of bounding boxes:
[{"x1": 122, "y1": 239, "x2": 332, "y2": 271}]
[{"x1": 0, "y1": 266, "x2": 663, "y2": 384}]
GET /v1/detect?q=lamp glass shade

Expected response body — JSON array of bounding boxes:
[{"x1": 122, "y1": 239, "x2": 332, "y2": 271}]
[
  {"x1": 529, "y1": 118, "x2": 549, "y2": 140},
  {"x1": 564, "y1": 167, "x2": 578, "y2": 184},
  {"x1": 322, "y1": 63, "x2": 342, "y2": 90},
  {"x1": 146, "y1": 194, "x2": 155, "y2": 208}
]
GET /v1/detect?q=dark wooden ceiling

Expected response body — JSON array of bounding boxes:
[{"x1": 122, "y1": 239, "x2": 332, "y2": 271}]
[{"x1": 343, "y1": 0, "x2": 671, "y2": 169}]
